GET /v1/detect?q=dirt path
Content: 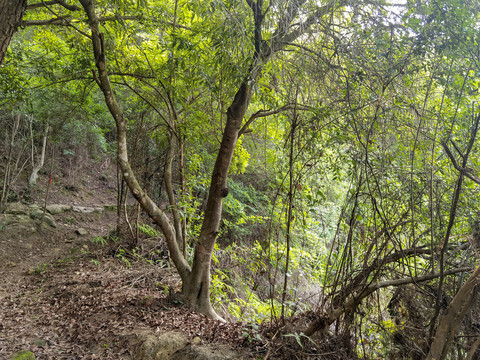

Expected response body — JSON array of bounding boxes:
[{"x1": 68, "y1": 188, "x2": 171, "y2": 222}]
[
  {"x1": 0, "y1": 203, "x2": 116, "y2": 295},
  {"x1": 0, "y1": 204, "x2": 252, "y2": 359}
]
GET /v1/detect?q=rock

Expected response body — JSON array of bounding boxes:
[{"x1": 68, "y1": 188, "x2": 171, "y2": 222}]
[
  {"x1": 1, "y1": 215, "x2": 36, "y2": 236},
  {"x1": 46, "y1": 204, "x2": 72, "y2": 214},
  {"x1": 134, "y1": 331, "x2": 189, "y2": 360},
  {"x1": 31, "y1": 338, "x2": 46, "y2": 347},
  {"x1": 76, "y1": 228, "x2": 89, "y2": 236},
  {"x1": 127, "y1": 329, "x2": 244, "y2": 360},
  {"x1": 29, "y1": 210, "x2": 57, "y2": 228},
  {"x1": 170, "y1": 344, "x2": 244, "y2": 360},
  {"x1": 72, "y1": 206, "x2": 97, "y2": 214},
  {"x1": 10, "y1": 350, "x2": 36, "y2": 360},
  {"x1": 5, "y1": 203, "x2": 29, "y2": 215},
  {"x1": 4, "y1": 215, "x2": 31, "y2": 226}
]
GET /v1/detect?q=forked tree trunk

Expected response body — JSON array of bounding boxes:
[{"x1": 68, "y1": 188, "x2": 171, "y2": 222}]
[
  {"x1": 79, "y1": 0, "x2": 257, "y2": 319},
  {"x1": 0, "y1": 0, "x2": 27, "y2": 67},
  {"x1": 79, "y1": 0, "x2": 341, "y2": 319}
]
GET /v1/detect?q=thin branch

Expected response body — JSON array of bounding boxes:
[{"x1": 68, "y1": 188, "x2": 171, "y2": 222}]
[
  {"x1": 271, "y1": 0, "x2": 347, "y2": 52},
  {"x1": 284, "y1": 42, "x2": 341, "y2": 69},
  {"x1": 21, "y1": 15, "x2": 141, "y2": 28},
  {"x1": 98, "y1": 15, "x2": 142, "y2": 23},
  {"x1": 238, "y1": 103, "x2": 313, "y2": 136}
]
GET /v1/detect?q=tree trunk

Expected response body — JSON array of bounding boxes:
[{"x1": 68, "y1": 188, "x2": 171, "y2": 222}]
[
  {"x1": 426, "y1": 265, "x2": 480, "y2": 360},
  {"x1": 466, "y1": 335, "x2": 480, "y2": 360},
  {"x1": 0, "y1": 113, "x2": 21, "y2": 212},
  {"x1": 29, "y1": 124, "x2": 49, "y2": 187},
  {"x1": 164, "y1": 130, "x2": 184, "y2": 252},
  {"x1": 181, "y1": 82, "x2": 253, "y2": 318},
  {"x1": 79, "y1": 0, "x2": 190, "y2": 280},
  {"x1": 0, "y1": 0, "x2": 27, "y2": 67}
]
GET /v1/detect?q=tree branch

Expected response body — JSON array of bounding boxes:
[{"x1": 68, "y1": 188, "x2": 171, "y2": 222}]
[
  {"x1": 305, "y1": 266, "x2": 474, "y2": 336},
  {"x1": 27, "y1": 0, "x2": 80, "y2": 11},
  {"x1": 238, "y1": 103, "x2": 313, "y2": 136},
  {"x1": 21, "y1": 15, "x2": 141, "y2": 28},
  {"x1": 21, "y1": 16, "x2": 71, "y2": 27},
  {"x1": 271, "y1": 0, "x2": 347, "y2": 53}
]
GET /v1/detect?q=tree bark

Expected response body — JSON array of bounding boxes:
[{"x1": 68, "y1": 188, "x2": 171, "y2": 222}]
[
  {"x1": 0, "y1": 0, "x2": 27, "y2": 67},
  {"x1": 466, "y1": 335, "x2": 480, "y2": 360},
  {"x1": 164, "y1": 130, "x2": 184, "y2": 253},
  {"x1": 182, "y1": 81, "x2": 253, "y2": 318},
  {"x1": 426, "y1": 266, "x2": 480, "y2": 360}
]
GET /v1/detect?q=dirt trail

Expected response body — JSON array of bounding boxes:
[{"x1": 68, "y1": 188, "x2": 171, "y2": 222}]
[{"x1": 0, "y1": 172, "x2": 251, "y2": 359}]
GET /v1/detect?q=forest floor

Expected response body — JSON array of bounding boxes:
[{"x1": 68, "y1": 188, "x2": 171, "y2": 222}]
[{"x1": 0, "y1": 158, "x2": 261, "y2": 360}]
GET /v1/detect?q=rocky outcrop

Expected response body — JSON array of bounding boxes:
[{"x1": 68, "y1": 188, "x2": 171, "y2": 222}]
[
  {"x1": 0, "y1": 202, "x2": 117, "y2": 234},
  {"x1": 127, "y1": 329, "x2": 245, "y2": 360},
  {"x1": 72, "y1": 206, "x2": 104, "y2": 214},
  {"x1": 29, "y1": 209, "x2": 57, "y2": 228},
  {"x1": 45, "y1": 204, "x2": 72, "y2": 214}
]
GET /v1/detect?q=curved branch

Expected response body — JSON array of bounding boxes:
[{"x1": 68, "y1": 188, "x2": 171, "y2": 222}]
[
  {"x1": 78, "y1": 0, "x2": 190, "y2": 280},
  {"x1": 305, "y1": 266, "x2": 474, "y2": 337},
  {"x1": 270, "y1": 0, "x2": 347, "y2": 53},
  {"x1": 238, "y1": 103, "x2": 313, "y2": 136}
]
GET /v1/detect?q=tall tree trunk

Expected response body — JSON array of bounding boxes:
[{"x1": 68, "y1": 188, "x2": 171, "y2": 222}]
[
  {"x1": 0, "y1": 0, "x2": 27, "y2": 67},
  {"x1": 29, "y1": 124, "x2": 49, "y2": 187},
  {"x1": 79, "y1": 0, "x2": 190, "y2": 282},
  {"x1": 182, "y1": 82, "x2": 253, "y2": 318},
  {"x1": 164, "y1": 130, "x2": 184, "y2": 253}
]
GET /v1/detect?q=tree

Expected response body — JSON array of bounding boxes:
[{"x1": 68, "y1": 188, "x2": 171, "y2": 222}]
[
  {"x1": 0, "y1": 0, "x2": 27, "y2": 67},
  {"x1": 76, "y1": 0, "x2": 347, "y2": 319}
]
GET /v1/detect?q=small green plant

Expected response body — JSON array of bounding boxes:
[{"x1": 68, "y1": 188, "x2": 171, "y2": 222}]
[
  {"x1": 137, "y1": 222, "x2": 161, "y2": 237},
  {"x1": 35, "y1": 263, "x2": 48, "y2": 274},
  {"x1": 241, "y1": 322, "x2": 263, "y2": 343},
  {"x1": 56, "y1": 257, "x2": 73, "y2": 267},
  {"x1": 90, "y1": 259, "x2": 100, "y2": 266},
  {"x1": 91, "y1": 235, "x2": 107, "y2": 246},
  {"x1": 116, "y1": 248, "x2": 131, "y2": 268}
]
